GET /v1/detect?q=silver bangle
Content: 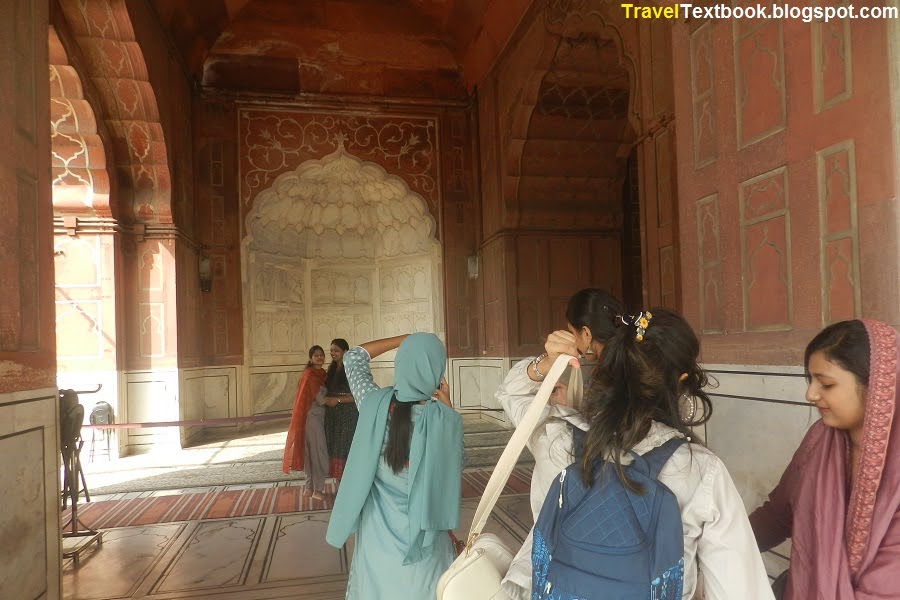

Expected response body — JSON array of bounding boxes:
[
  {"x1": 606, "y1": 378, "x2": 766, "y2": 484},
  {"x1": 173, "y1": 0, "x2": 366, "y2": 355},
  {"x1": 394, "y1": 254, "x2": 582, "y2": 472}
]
[{"x1": 531, "y1": 353, "x2": 548, "y2": 380}]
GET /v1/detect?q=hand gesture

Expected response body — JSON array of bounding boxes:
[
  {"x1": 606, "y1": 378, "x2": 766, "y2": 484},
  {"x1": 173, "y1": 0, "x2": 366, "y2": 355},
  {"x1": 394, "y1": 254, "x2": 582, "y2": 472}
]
[
  {"x1": 545, "y1": 330, "x2": 579, "y2": 359},
  {"x1": 433, "y1": 377, "x2": 451, "y2": 408}
]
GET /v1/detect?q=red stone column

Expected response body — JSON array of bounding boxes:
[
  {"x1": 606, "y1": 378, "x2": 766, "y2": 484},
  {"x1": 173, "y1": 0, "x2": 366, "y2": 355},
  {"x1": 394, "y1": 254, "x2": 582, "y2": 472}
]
[{"x1": 0, "y1": 1, "x2": 63, "y2": 598}]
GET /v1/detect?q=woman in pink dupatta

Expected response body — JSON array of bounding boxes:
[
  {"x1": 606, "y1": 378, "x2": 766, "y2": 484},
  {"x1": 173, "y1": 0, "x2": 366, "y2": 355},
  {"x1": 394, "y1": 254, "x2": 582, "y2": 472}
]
[{"x1": 750, "y1": 319, "x2": 900, "y2": 599}]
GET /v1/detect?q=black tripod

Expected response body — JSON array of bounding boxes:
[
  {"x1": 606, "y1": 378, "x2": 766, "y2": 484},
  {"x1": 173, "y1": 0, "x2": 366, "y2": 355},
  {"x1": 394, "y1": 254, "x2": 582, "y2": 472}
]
[{"x1": 60, "y1": 387, "x2": 103, "y2": 566}]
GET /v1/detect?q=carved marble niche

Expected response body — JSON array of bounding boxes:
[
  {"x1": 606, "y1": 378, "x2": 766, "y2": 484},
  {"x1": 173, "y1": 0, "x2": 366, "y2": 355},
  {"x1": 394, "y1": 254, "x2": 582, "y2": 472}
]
[{"x1": 242, "y1": 145, "x2": 443, "y2": 414}]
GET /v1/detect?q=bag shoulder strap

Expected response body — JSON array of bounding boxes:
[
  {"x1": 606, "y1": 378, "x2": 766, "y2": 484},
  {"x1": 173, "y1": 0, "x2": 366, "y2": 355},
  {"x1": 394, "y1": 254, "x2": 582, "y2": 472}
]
[
  {"x1": 466, "y1": 354, "x2": 581, "y2": 544},
  {"x1": 642, "y1": 437, "x2": 685, "y2": 480}
]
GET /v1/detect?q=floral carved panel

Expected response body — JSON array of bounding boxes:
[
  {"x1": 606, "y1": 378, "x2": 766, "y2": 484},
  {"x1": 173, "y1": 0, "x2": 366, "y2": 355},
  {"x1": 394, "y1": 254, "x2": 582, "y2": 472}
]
[{"x1": 240, "y1": 109, "x2": 439, "y2": 224}]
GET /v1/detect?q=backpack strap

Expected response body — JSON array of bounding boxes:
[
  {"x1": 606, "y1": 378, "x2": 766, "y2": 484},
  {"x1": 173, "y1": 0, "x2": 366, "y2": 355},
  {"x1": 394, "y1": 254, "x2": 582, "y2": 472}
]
[{"x1": 641, "y1": 437, "x2": 685, "y2": 480}]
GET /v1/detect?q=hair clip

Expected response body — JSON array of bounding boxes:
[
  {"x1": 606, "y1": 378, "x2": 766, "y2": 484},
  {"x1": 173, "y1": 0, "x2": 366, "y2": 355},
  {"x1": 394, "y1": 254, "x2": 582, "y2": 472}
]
[
  {"x1": 616, "y1": 315, "x2": 632, "y2": 327},
  {"x1": 635, "y1": 311, "x2": 652, "y2": 342}
]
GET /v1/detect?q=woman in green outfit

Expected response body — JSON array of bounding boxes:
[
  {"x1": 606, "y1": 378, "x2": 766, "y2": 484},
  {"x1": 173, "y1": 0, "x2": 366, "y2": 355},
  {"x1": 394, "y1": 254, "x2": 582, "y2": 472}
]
[{"x1": 325, "y1": 333, "x2": 463, "y2": 600}]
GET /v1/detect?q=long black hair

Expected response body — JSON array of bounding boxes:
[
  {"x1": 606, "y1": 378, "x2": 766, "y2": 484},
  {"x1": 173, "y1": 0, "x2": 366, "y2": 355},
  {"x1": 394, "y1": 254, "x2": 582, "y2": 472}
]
[
  {"x1": 326, "y1": 338, "x2": 350, "y2": 380},
  {"x1": 580, "y1": 308, "x2": 712, "y2": 491},
  {"x1": 306, "y1": 345, "x2": 324, "y2": 368},
  {"x1": 566, "y1": 288, "x2": 625, "y2": 346},
  {"x1": 805, "y1": 320, "x2": 870, "y2": 387},
  {"x1": 384, "y1": 397, "x2": 415, "y2": 473}
]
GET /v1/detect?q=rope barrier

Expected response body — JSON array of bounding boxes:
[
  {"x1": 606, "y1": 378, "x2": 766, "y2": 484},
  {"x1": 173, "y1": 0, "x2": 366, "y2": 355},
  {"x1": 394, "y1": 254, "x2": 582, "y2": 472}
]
[{"x1": 81, "y1": 406, "x2": 505, "y2": 429}]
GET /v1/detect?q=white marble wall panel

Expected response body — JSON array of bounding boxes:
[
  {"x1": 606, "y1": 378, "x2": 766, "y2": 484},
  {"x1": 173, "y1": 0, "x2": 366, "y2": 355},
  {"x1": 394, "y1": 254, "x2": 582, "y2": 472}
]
[
  {"x1": 701, "y1": 365, "x2": 812, "y2": 508},
  {"x1": 262, "y1": 514, "x2": 347, "y2": 582},
  {"x1": 701, "y1": 365, "x2": 812, "y2": 579},
  {"x1": 154, "y1": 518, "x2": 264, "y2": 593},
  {"x1": 250, "y1": 367, "x2": 301, "y2": 415},
  {"x1": 450, "y1": 359, "x2": 505, "y2": 418},
  {"x1": 180, "y1": 367, "x2": 239, "y2": 445},
  {"x1": 0, "y1": 388, "x2": 60, "y2": 600},
  {"x1": 63, "y1": 523, "x2": 185, "y2": 600},
  {"x1": 124, "y1": 370, "x2": 180, "y2": 450}
]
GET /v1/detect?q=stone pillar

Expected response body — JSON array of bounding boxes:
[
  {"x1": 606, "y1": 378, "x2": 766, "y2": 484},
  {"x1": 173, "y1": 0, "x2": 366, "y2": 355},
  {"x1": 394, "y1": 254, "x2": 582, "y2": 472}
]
[{"x1": 0, "y1": 0, "x2": 62, "y2": 598}]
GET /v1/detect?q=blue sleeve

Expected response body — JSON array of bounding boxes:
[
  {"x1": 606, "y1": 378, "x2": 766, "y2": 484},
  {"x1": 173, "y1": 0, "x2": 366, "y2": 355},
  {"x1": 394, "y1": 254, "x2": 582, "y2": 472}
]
[{"x1": 343, "y1": 346, "x2": 380, "y2": 409}]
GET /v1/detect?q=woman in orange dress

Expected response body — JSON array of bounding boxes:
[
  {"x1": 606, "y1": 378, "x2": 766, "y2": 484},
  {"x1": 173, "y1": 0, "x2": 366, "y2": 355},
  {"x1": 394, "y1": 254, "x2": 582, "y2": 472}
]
[{"x1": 283, "y1": 345, "x2": 328, "y2": 497}]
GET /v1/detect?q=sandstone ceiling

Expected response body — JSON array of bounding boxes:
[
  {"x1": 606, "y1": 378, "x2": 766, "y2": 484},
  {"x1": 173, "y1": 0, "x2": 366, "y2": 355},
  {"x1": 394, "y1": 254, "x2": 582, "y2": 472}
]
[
  {"x1": 518, "y1": 34, "x2": 632, "y2": 228},
  {"x1": 151, "y1": 0, "x2": 511, "y2": 98}
]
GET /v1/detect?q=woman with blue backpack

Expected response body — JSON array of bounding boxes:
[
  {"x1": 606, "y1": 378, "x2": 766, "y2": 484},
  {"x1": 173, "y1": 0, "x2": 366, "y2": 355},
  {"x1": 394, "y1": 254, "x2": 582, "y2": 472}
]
[
  {"x1": 496, "y1": 288, "x2": 624, "y2": 599},
  {"x1": 530, "y1": 309, "x2": 773, "y2": 599}
]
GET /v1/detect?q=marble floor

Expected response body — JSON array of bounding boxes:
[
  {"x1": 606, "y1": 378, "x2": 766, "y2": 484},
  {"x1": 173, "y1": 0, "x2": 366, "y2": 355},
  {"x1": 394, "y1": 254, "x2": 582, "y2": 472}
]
[{"x1": 62, "y1": 492, "x2": 533, "y2": 600}]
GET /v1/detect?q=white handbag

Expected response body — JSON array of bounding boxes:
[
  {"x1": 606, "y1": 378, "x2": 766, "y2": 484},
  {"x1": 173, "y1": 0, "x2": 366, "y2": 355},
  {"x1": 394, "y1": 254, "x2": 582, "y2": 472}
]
[{"x1": 436, "y1": 355, "x2": 583, "y2": 600}]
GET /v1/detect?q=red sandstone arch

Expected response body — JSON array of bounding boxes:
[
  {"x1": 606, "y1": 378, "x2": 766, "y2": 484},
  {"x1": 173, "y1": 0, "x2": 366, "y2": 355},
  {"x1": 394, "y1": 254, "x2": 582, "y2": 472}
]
[
  {"x1": 58, "y1": 0, "x2": 172, "y2": 224},
  {"x1": 504, "y1": 2, "x2": 639, "y2": 227},
  {"x1": 49, "y1": 26, "x2": 112, "y2": 218}
]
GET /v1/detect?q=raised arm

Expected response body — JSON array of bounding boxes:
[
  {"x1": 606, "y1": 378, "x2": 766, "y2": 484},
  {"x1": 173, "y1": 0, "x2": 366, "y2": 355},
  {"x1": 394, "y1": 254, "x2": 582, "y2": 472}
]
[
  {"x1": 343, "y1": 335, "x2": 410, "y2": 408},
  {"x1": 361, "y1": 334, "x2": 409, "y2": 360}
]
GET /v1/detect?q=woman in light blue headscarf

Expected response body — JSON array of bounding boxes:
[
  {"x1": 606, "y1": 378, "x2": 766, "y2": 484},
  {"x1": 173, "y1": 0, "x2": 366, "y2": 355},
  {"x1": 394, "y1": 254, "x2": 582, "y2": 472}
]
[{"x1": 326, "y1": 333, "x2": 464, "y2": 600}]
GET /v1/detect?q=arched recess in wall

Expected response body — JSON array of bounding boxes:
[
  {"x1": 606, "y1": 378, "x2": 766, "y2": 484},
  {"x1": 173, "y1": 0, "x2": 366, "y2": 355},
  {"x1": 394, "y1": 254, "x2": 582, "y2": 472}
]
[
  {"x1": 242, "y1": 144, "x2": 443, "y2": 415},
  {"x1": 57, "y1": 0, "x2": 172, "y2": 224},
  {"x1": 505, "y1": 4, "x2": 640, "y2": 229}
]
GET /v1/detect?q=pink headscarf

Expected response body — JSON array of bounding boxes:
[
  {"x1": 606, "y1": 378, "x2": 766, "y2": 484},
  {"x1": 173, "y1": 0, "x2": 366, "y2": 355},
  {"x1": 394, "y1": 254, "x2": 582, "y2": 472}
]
[{"x1": 786, "y1": 320, "x2": 900, "y2": 598}]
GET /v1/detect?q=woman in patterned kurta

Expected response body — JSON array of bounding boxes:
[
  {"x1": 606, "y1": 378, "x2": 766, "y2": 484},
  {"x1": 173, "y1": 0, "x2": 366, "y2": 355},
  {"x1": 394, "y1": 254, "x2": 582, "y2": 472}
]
[
  {"x1": 323, "y1": 338, "x2": 357, "y2": 480},
  {"x1": 326, "y1": 334, "x2": 464, "y2": 600}
]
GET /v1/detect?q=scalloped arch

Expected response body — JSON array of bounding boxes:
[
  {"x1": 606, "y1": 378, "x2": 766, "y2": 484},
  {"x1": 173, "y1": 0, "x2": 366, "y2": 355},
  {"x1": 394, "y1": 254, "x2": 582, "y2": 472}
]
[
  {"x1": 245, "y1": 144, "x2": 439, "y2": 259},
  {"x1": 49, "y1": 26, "x2": 112, "y2": 218},
  {"x1": 58, "y1": 0, "x2": 172, "y2": 224}
]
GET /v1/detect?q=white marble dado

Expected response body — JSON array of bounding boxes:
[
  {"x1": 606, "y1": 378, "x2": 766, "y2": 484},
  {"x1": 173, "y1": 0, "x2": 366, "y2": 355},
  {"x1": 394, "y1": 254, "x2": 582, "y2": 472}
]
[
  {"x1": 250, "y1": 367, "x2": 301, "y2": 415},
  {"x1": 124, "y1": 370, "x2": 180, "y2": 451},
  {"x1": 0, "y1": 388, "x2": 60, "y2": 600},
  {"x1": 699, "y1": 365, "x2": 811, "y2": 580},
  {"x1": 700, "y1": 365, "x2": 811, "y2": 508},
  {"x1": 450, "y1": 358, "x2": 506, "y2": 414},
  {"x1": 704, "y1": 363, "x2": 806, "y2": 402},
  {"x1": 1, "y1": 428, "x2": 48, "y2": 600},
  {"x1": 180, "y1": 367, "x2": 238, "y2": 444}
]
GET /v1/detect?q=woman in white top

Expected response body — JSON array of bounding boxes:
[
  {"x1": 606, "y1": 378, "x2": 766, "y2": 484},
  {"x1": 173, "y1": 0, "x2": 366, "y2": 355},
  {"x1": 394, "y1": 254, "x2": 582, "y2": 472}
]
[
  {"x1": 498, "y1": 288, "x2": 623, "y2": 598},
  {"x1": 500, "y1": 306, "x2": 774, "y2": 600}
]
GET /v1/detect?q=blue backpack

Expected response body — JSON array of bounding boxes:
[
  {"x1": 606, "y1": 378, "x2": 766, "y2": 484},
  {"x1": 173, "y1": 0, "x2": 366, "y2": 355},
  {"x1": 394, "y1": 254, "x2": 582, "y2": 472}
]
[{"x1": 532, "y1": 430, "x2": 685, "y2": 599}]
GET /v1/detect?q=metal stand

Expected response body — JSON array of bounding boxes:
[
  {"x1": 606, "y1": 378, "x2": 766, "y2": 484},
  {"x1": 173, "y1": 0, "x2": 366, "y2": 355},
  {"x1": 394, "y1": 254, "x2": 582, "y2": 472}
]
[
  {"x1": 60, "y1": 387, "x2": 104, "y2": 566},
  {"x1": 61, "y1": 438, "x2": 103, "y2": 566}
]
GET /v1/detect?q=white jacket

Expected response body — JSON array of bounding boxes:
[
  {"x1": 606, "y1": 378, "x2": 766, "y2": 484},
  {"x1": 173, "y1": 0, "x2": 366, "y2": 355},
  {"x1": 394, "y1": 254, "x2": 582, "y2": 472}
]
[{"x1": 496, "y1": 358, "x2": 774, "y2": 600}]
